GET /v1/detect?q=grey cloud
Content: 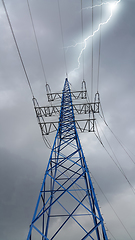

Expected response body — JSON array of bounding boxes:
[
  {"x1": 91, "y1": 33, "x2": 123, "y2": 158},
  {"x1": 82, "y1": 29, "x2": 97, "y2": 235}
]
[{"x1": 0, "y1": 0, "x2": 135, "y2": 240}]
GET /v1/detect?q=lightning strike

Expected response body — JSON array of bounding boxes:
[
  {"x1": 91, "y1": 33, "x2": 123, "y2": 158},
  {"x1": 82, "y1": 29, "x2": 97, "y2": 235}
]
[
  {"x1": 68, "y1": 0, "x2": 121, "y2": 75},
  {"x1": 82, "y1": 2, "x2": 110, "y2": 10},
  {"x1": 82, "y1": 1, "x2": 120, "y2": 10}
]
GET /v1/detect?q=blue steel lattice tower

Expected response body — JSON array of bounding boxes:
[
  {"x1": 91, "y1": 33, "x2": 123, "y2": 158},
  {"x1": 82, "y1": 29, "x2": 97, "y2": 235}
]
[{"x1": 27, "y1": 78, "x2": 108, "y2": 240}]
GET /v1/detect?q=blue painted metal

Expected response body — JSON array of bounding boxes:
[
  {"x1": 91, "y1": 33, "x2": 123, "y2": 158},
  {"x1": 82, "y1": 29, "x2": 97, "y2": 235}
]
[{"x1": 27, "y1": 78, "x2": 108, "y2": 240}]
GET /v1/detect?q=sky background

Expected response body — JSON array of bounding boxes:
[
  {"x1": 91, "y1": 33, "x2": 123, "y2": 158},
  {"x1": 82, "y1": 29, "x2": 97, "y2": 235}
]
[{"x1": 0, "y1": 0, "x2": 135, "y2": 239}]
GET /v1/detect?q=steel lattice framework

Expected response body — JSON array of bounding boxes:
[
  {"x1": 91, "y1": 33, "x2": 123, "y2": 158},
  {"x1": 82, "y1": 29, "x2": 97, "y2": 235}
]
[{"x1": 27, "y1": 78, "x2": 108, "y2": 240}]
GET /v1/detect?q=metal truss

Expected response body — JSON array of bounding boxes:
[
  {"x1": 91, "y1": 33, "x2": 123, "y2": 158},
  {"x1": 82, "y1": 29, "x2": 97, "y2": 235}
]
[
  {"x1": 32, "y1": 116, "x2": 95, "y2": 135},
  {"x1": 46, "y1": 90, "x2": 87, "y2": 102},
  {"x1": 33, "y1": 82, "x2": 100, "y2": 135},
  {"x1": 45, "y1": 79, "x2": 87, "y2": 102},
  {"x1": 27, "y1": 78, "x2": 108, "y2": 240},
  {"x1": 33, "y1": 102, "x2": 99, "y2": 117}
]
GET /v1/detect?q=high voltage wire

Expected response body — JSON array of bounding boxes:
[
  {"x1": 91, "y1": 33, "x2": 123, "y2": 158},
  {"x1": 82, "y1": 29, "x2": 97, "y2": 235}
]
[
  {"x1": 96, "y1": 119, "x2": 129, "y2": 176},
  {"x1": 91, "y1": 173, "x2": 134, "y2": 240},
  {"x1": 91, "y1": 0, "x2": 94, "y2": 102},
  {"x1": 104, "y1": 118, "x2": 135, "y2": 165},
  {"x1": 99, "y1": 102, "x2": 135, "y2": 165},
  {"x1": 97, "y1": 0, "x2": 102, "y2": 93},
  {"x1": 26, "y1": 0, "x2": 48, "y2": 85},
  {"x1": 94, "y1": 125, "x2": 135, "y2": 196},
  {"x1": 2, "y1": 0, "x2": 34, "y2": 98},
  {"x1": 57, "y1": 0, "x2": 68, "y2": 77},
  {"x1": 26, "y1": 0, "x2": 52, "y2": 149},
  {"x1": 107, "y1": 230, "x2": 117, "y2": 240},
  {"x1": 81, "y1": 0, "x2": 85, "y2": 81},
  {"x1": 2, "y1": 0, "x2": 53, "y2": 149}
]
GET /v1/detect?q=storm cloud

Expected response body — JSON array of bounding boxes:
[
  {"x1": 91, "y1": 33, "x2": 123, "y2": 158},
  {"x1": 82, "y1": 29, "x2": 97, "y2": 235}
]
[{"x1": 0, "y1": 1, "x2": 135, "y2": 240}]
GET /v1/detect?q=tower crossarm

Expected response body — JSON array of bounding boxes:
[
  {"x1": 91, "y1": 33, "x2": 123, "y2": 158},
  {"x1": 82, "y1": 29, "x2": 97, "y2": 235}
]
[
  {"x1": 34, "y1": 118, "x2": 96, "y2": 135},
  {"x1": 33, "y1": 93, "x2": 99, "y2": 135},
  {"x1": 47, "y1": 90, "x2": 87, "y2": 102},
  {"x1": 34, "y1": 102, "x2": 99, "y2": 117}
]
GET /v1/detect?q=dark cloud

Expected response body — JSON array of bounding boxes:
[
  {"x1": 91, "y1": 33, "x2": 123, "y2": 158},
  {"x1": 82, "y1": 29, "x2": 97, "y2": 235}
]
[{"x1": 0, "y1": 0, "x2": 135, "y2": 239}]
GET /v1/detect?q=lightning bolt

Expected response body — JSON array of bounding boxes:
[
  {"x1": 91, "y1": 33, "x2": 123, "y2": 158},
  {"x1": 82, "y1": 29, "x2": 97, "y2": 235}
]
[
  {"x1": 68, "y1": 0, "x2": 121, "y2": 75},
  {"x1": 82, "y1": 1, "x2": 118, "y2": 10}
]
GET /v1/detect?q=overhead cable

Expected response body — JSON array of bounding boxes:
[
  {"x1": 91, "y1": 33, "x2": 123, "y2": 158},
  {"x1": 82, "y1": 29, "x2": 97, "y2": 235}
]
[
  {"x1": 91, "y1": 0, "x2": 94, "y2": 101},
  {"x1": 96, "y1": 119, "x2": 129, "y2": 178},
  {"x1": 27, "y1": 0, "x2": 47, "y2": 84},
  {"x1": 97, "y1": 0, "x2": 102, "y2": 92},
  {"x1": 94, "y1": 131, "x2": 135, "y2": 195},
  {"x1": 2, "y1": 0, "x2": 34, "y2": 98},
  {"x1": 99, "y1": 103, "x2": 135, "y2": 165},
  {"x1": 3, "y1": 0, "x2": 52, "y2": 150},
  {"x1": 42, "y1": 135, "x2": 52, "y2": 149},
  {"x1": 91, "y1": 173, "x2": 134, "y2": 240},
  {"x1": 81, "y1": 0, "x2": 85, "y2": 81},
  {"x1": 57, "y1": 0, "x2": 68, "y2": 77}
]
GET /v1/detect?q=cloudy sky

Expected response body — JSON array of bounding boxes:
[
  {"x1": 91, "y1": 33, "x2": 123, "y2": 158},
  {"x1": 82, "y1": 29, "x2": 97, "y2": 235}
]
[{"x1": 0, "y1": 0, "x2": 135, "y2": 239}]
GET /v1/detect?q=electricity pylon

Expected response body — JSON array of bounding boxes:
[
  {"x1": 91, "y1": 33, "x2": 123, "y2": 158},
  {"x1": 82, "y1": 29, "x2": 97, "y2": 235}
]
[{"x1": 27, "y1": 78, "x2": 108, "y2": 240}]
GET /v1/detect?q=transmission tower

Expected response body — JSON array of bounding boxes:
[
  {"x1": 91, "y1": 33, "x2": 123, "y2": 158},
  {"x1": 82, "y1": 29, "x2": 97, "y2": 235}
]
[{"x1": 27, "y1": 78, "x2": 108, "y2": 240}]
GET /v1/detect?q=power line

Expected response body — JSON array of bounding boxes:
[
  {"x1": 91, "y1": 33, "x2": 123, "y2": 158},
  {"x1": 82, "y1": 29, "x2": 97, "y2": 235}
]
[
  {"x1": 91, "y1": 172, "x2": 134, "y2": 240},
  {"x1": 96, "y1": 119, "x2": 129, "y2": 178},
  {"x1": 106, "y1": 119, "x2": 135, "y2": 165},
  {"x1": 2, "y1": 0, "x2": 34, "y2": 98},
  {"x1": 94, "y1": 129, "x2": 135, "y2": 195},
  {"x1": 42, "y1": 135, "x2": 52, "y2": 149},
  {"x1": 97, "y1": 0, "x2": 102, "y2": 92},
  {"x1": 107, "y1": 230, "x2": 117, "y2": 240},
  {"x1": 91, "y1": 0, "x2": 94, "y2": 102},
  {"x1": 99, "y1": 103, "x2": 135, "y2": 165},
  {"x1": 81, "y1": 0, "x2": 85, "y2": 81},
  {"x1": 57, "y1": 0, "x2": 68, "y2": 77},
  {"x1": 26, "y1": 0, "x2": 47, "y2": 84},
  {"x1": 3, "y1": 0, "x2": 52, "y2": 150}
]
